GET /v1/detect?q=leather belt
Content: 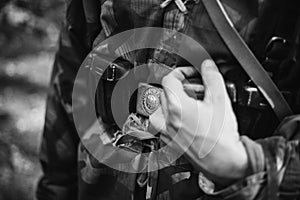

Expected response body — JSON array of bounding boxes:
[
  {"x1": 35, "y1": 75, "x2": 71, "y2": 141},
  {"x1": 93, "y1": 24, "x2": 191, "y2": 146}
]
[{"x1": 136, "y1": 82, "x2": 295, "y2": 118}]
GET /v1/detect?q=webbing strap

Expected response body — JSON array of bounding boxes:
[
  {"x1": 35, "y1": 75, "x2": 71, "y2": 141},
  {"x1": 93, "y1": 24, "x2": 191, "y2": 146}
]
[{"x1": 202, "y1": 0, "x2": 293, "y2": 121}]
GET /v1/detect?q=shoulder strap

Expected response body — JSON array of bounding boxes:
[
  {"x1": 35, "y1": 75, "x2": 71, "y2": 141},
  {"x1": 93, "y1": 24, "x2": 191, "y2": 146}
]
[{"x1": 202, "y1": 0, "x2": 293, "y2": 121}]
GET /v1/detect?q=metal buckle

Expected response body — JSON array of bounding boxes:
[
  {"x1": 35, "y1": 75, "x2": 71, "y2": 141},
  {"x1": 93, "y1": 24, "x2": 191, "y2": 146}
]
[
  {"x1": 265, "y1": 36, "x2": 288, "y2": 56},
  {"x1": 136, "y1": 83, "x2": 163, "y2": 117},
  {"x1": 226, "y1": 82, "x2": 237, "y2": 103},
  {"x1": 239, "y1": 85, "x2": 268, "y2": 109},
  {"x1": 106, "y1": 64, "x2": 116, "y2": 81}
]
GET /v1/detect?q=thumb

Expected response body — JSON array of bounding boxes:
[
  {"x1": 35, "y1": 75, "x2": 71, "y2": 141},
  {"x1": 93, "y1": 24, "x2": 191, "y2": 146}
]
[{"x1": 201, "y1": 59, "x2": 228, "y2": 105}]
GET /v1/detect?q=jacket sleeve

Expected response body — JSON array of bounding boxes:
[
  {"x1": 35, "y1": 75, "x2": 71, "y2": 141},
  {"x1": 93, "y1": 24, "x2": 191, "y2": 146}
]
[
  {"x1": 36, "y1": 0, "x2": 101, "y2": 200},
  {"x1": 207, "y1": 115, "x2": 300, "y2": 200}
]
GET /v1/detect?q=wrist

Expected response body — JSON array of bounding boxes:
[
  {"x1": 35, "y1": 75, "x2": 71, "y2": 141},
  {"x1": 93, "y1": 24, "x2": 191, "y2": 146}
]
[{"x1": 195, "y1": 139, "x2": 249, "y2": 186}]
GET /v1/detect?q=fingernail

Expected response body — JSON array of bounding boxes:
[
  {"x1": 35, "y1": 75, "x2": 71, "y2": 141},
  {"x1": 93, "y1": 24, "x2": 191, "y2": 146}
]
[{"x1": 202, "y1": 59, "x2": 218, "y2": 72}]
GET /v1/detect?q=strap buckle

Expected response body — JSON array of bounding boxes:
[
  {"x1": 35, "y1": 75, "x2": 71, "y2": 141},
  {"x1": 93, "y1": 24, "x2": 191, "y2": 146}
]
[
  {"x1": 106, "y1": 64, "x2": 117, "y2": 81},
  {"x1": 241, "y1": 86, "x2": 268, "y2": 109},
  {"x1": 265, "y1": 36, "x2": 288, "y2": 56}
]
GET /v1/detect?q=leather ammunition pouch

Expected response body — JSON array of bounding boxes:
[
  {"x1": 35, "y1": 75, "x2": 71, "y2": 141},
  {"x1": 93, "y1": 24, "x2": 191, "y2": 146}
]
[{"x1": 95, "y1": 59, "x2": 132, "y2": 125}]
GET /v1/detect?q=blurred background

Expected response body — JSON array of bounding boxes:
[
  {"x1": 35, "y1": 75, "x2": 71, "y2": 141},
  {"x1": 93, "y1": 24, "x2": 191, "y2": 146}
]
[{"x1": 0, "y1": 0, "x2": 64, "y2": 199}]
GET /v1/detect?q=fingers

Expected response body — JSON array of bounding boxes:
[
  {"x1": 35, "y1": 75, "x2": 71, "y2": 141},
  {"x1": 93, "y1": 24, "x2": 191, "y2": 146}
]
[
  {"x1": 177, "y1": 67, "x2": 200, "y2": 80},
  {"x1": 183, "y1": 83, "x2": 204, "y2": 93},
  {"x1": 201, "y1": 59, "x2": 229, "y2": 105},
  {"x1": 162, "y1": 61, "x2": 230, "y2": 106},
  {"x1": 162, "y1": 67, "x2": 197, "y2": 105},
  {"x1": 183, "y1": 83, "x2": 205, "y2": 100}
]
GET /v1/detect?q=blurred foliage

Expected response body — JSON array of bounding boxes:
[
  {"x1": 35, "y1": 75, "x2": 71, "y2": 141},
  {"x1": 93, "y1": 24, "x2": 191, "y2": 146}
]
[
  {"x1": 0, "y1": 1, "x2": 64, "y2": 199},
  {"x1": 0, "y1": 0, "x2": 65, "y2": 58}
]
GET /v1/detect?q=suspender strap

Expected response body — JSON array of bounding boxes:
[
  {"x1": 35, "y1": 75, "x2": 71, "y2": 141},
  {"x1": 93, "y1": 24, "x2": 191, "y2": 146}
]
[{"x1": 202, "y1": 0, "x2": 293, "y2": 121}]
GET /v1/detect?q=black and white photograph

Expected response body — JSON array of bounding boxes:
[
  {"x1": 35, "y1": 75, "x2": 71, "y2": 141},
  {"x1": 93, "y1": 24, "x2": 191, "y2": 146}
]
[{"x1": 0, "y1": 0, "x2": 299, "y2": 200}]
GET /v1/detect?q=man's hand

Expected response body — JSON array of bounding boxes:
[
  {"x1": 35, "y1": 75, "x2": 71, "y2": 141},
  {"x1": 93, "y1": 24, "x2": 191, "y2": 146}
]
[{"x1": 150, "y1": 59, "x2": 249, "y2": 185}]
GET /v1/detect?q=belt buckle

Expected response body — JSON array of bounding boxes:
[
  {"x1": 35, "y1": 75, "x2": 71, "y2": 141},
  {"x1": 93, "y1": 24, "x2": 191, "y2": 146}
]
[{"x1": 136, "y1": 83, "x2": 163, "y2": 117}]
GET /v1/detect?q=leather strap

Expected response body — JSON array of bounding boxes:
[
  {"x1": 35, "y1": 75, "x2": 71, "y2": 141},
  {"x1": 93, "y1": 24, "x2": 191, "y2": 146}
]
[{"x1": 202, "y1": 0, "x2": 293, "y2": 121}]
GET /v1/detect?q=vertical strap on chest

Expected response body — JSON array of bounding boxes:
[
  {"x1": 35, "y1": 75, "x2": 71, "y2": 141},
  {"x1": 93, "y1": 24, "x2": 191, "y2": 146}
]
[{"x1": 202, "y1": 0, "x2": 293, "y2": 122}]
